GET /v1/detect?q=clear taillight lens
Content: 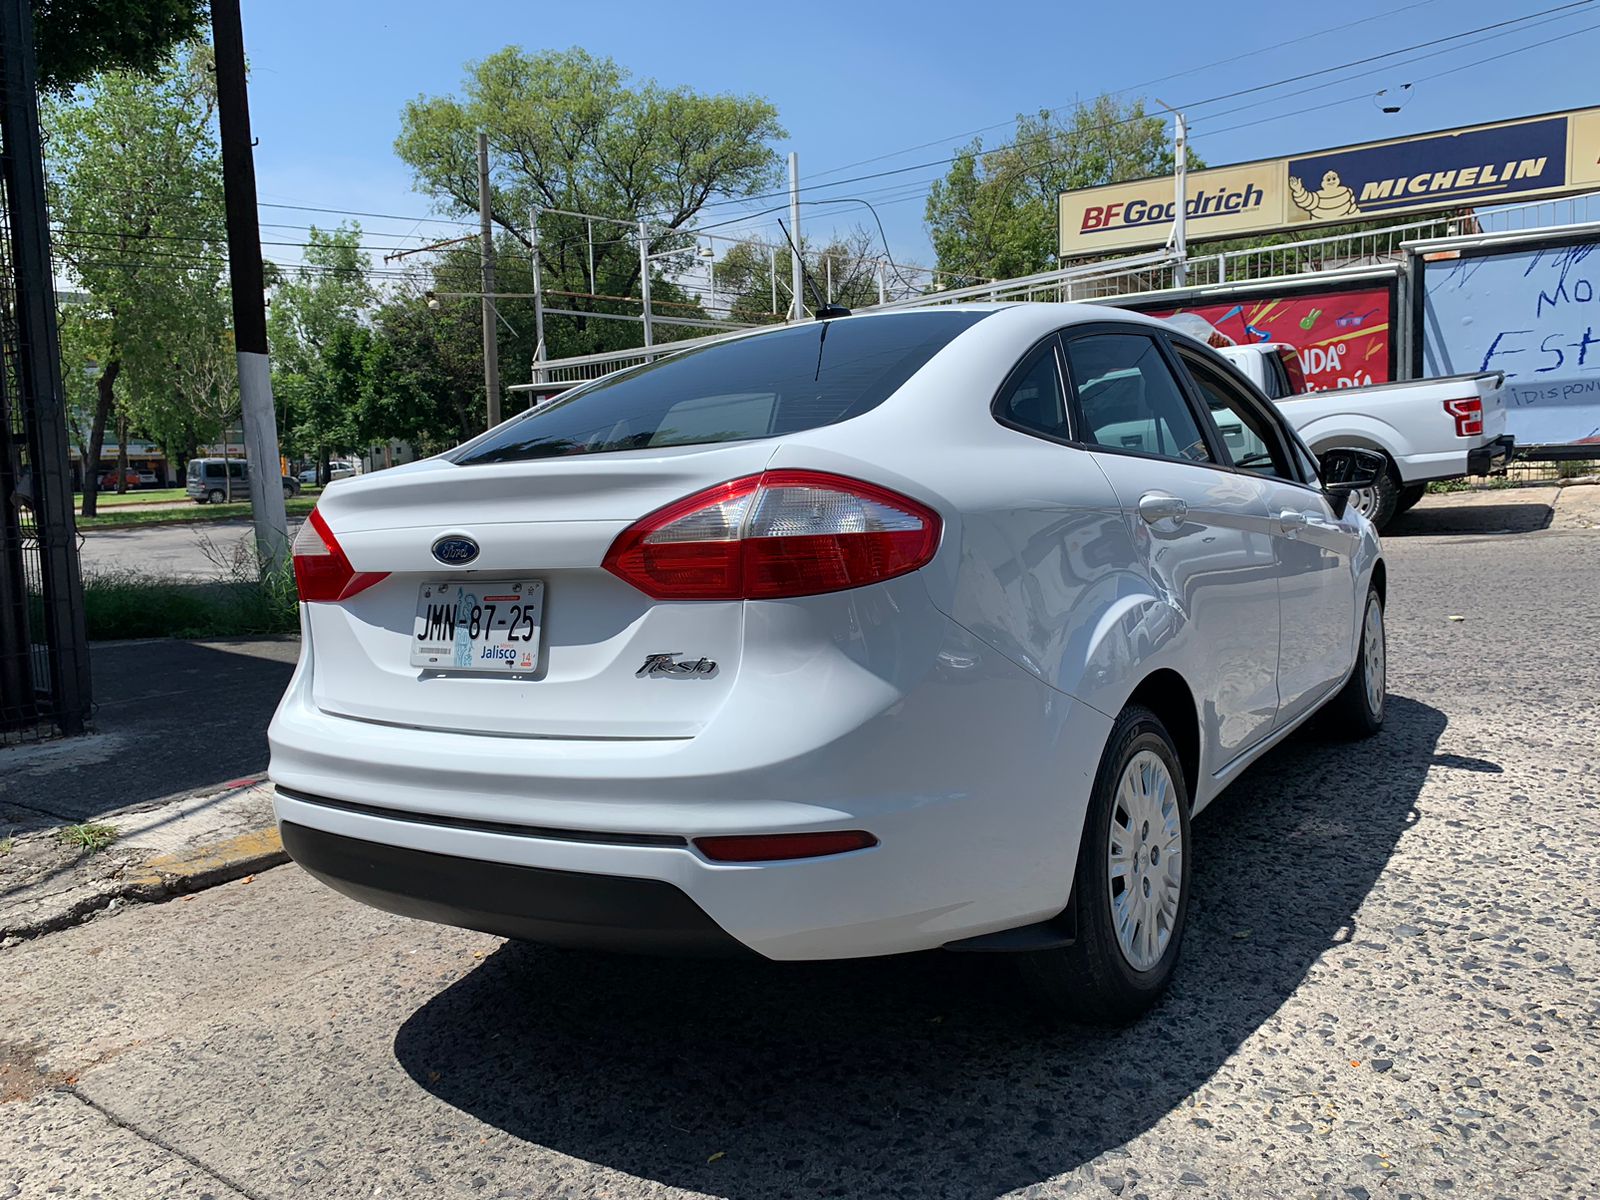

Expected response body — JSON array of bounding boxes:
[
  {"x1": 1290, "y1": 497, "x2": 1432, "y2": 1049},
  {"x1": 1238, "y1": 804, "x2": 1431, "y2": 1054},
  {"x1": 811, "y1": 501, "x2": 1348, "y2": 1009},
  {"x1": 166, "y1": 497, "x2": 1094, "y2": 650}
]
[
  {"x1": 291, "y1": 508, "x2": 388, "y2": 602},
  {"x1": 602, "y1": 470, "x2": 941, "y2": 600},
  {"x1": 1444, "y1": 397, "x2": 1484, "y2": 438}
]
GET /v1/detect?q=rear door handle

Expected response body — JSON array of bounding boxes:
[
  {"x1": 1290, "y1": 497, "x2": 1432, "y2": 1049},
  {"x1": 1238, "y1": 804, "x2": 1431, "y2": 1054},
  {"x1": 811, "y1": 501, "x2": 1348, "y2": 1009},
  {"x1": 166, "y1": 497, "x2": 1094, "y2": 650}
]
[
  {"x1": 1138, "y1": 493, "x2": 1189, "y2": 525},
  {"x1": 1276, "y1": 509, "x2": 1308, "y2": 534}
]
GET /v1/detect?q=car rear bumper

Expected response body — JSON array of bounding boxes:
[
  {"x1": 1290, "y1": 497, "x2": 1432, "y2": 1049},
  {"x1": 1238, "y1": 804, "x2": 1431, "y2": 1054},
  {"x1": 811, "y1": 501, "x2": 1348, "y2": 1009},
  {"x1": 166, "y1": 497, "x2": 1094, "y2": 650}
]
[
  {"x1": 268, "y1": 613, "x2": 1113, "y2": 961},
  {"x1": 279, "y1": 815, "x2": 750, "y2": 956},
  {"x1": 1467, "y1": 434, "x2": 1515, "y2": 476}
]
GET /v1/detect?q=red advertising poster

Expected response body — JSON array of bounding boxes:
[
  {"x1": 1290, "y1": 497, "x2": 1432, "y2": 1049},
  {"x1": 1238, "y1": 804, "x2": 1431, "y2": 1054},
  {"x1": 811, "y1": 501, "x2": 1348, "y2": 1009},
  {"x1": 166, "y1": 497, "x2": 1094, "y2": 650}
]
[{"x1": 1142, "y1": 286, "x2": 1393, "y2": 392}]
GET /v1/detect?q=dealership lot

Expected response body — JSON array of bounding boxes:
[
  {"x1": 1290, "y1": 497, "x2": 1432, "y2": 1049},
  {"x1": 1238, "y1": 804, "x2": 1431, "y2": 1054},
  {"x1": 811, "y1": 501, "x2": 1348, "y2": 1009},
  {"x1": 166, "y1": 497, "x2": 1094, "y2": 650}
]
[{"x1": 4, "y1": 490, "x2": 1598, "y2": 1200}]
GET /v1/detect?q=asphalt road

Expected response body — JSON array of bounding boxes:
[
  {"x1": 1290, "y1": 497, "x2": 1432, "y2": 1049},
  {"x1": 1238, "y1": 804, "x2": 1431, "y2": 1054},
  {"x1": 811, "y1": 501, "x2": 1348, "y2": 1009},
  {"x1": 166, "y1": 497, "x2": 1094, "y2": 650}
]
[
  {"x1": 5, "y1": 490, "x2": 1597, "y2": 1200},
  {"x1": 79, "y1": 518, "x2": 306, "y2": 580}
]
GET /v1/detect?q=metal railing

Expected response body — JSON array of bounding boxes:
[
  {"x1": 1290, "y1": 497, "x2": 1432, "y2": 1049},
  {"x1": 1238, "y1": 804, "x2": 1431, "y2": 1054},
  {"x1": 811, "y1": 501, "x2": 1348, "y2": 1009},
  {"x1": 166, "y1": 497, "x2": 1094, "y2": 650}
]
[{"x1": 512, "y1": 190, "x2": 1600, "y2": 396}]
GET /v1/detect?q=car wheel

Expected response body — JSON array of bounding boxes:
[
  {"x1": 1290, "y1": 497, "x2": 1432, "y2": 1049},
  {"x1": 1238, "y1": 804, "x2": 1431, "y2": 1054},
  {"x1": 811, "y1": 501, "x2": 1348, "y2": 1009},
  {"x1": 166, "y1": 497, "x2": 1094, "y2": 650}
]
[
  {"x1": 1346, "y1": 461, "x2": 1401, "y2": 530},
  {"x1": 1019, "y1": 704, "x2": 1191, "y2": 1025},
  {"x1": 207, "y1": 488, "x2": 225, "y2": 504},
  {"x1": 1328, "y1": 586, "x2": 1386, "y2": 738},
  {"x1": 1394, "y1": 483, "x2": 1426, "y2": 515}
]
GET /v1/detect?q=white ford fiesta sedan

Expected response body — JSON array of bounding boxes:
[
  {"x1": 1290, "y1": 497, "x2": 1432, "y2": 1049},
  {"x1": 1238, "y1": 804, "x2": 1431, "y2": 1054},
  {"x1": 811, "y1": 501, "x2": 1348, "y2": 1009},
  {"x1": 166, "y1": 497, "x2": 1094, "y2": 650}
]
[{"x1": 269, "y1": 303, "x2": 1388, "y2": 1023}]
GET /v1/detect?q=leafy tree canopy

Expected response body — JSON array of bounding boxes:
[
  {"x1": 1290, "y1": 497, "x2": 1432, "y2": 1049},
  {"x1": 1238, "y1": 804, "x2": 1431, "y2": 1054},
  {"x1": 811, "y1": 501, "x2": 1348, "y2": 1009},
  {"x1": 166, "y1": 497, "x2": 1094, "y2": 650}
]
[
  {"x1": 33, "y1": 0, "x2": 207, "y2": 93},
  {"x1": 924, "y1": 97, "x2": 1195, "y2": 281}
]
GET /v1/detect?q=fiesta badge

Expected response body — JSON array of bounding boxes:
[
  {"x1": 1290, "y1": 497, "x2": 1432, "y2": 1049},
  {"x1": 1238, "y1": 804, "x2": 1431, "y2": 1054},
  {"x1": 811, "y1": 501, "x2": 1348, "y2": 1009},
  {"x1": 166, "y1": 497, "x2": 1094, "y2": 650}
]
[{"x1": 431, "y1": 535, "x2": 480, "y2": 566}]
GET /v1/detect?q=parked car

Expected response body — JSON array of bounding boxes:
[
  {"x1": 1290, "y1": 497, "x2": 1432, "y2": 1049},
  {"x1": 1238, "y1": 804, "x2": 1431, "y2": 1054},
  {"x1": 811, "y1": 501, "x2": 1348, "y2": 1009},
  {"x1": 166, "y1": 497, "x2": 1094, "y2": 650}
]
[
  {"x1": 186, "y1": 458, "x2": 301, "y2": 503},
  {"x1": 297, "y1": 461, "x2": 358, "y2": 485},
  {"x1": 269, "y1": 305, "x2": 1388, "y2": 1023},
  {"x1": 1215, "y1": 342, "x2": 1514, "y2": 528},
  {"x1": 98, "y1": 468, "x2": 150, "y2": 490}
]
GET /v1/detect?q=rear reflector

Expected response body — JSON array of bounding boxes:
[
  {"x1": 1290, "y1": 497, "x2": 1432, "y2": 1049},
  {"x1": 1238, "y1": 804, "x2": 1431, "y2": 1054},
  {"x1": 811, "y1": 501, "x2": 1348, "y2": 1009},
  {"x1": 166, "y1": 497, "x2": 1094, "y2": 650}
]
[
  {"x1": 602, "y1": 469, "x2": 941, "y2": 600},
  {"x1": 1444, "y1": 397, "x2": 1484, "y2": 438},
  {"x1": 292, "y1": 508, "x2": 389, "y2": 602},
  {"x1": 693, "y1": 830, "x2": 879, "y2": 863}
]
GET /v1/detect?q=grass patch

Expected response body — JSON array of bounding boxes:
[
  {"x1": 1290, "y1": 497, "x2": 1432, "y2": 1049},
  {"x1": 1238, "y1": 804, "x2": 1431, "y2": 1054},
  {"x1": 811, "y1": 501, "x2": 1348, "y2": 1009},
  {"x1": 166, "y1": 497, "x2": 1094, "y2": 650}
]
[
  {"x1": 74, "y1": 487, "x2": 190, "y2": 506},
  {"x1": 56, "y1": 823, "x2": 119, "y2": 854},
  {"x1": 0, "y1": 837, "x2": 12, "y2": 856},
  {"x1": 78, "y1": 496, "x2": 316, "y2": 530}
]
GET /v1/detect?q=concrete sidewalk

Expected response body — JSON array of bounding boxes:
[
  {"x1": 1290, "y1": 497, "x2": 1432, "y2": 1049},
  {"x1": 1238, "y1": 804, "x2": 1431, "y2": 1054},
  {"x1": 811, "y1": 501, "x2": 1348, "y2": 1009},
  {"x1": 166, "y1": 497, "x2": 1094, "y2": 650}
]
[
  {"x1": 0, "y1": 777, "x2": 283, "y2": 943},
  {"x1": 1, "y1": 636, "x2": 297, "y2": 942}
]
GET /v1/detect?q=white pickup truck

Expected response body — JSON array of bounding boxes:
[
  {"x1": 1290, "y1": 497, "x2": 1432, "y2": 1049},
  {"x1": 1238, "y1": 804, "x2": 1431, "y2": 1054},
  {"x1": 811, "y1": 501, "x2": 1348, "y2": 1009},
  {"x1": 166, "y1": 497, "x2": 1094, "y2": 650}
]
[{"x1": 1215, "y1": 343, "x2": 1515, "y2": 529}]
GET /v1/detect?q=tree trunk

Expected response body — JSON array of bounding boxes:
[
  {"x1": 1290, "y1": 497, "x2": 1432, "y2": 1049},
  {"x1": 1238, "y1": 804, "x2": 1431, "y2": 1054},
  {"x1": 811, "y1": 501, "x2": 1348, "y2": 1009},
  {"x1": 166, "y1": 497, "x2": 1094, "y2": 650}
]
[
  {"x1": 115, "y1": 410, "x2": 129, "y2": 494},
  {"x1": 81, "y1": 357, "x2": 120, "y2": 518}
]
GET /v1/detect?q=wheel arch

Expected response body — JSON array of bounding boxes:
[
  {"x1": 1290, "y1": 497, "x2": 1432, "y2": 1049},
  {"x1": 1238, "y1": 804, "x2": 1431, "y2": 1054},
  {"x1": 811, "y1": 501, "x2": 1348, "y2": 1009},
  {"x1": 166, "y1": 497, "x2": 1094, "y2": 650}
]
[{"x1": 1122, "y1": 669, "x2": 1200, "y2": 810}]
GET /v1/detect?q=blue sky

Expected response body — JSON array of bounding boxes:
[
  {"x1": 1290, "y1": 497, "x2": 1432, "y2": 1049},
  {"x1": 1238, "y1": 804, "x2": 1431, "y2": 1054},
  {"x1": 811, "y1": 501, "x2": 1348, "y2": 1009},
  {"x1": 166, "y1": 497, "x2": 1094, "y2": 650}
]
[{"x1": 239, "y1": 0, "x2": 1600, "y2": 273}]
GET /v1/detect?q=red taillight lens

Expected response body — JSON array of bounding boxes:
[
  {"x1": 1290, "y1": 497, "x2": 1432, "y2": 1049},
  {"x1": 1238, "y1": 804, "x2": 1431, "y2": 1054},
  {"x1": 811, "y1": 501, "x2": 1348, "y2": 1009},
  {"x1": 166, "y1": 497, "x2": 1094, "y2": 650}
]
[
  {"x1": 1444, "y1": 397, "x2": 1484, "y2": 438},
  {"x1": 602, "y1": 470, "x2": 941, "y2": 601},
  {"x1": 693, "y1": 830, "x2": 878, "y2": 862},
  {"x1": 291, "y1": 508, "x2": 388, "y2": 602}
]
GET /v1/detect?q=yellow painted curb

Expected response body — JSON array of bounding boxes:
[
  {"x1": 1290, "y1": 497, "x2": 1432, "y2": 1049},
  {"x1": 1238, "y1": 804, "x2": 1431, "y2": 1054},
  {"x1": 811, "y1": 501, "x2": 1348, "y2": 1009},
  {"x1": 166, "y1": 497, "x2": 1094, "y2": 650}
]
[{"x1": 143, "y1": 826, "x2": 285, "y2": 881}]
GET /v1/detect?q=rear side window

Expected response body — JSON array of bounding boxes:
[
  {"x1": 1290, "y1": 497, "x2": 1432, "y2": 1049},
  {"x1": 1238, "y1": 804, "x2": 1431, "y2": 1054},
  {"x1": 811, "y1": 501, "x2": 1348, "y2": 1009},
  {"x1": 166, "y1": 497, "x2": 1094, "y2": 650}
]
[
  {"x1": 453, "y1": 311, "x2": 990, "y2": 465},
  {"x1": 1066, "y1": 333, "x2": 1213, "y2": 464},
  {"x1": 995, "y1": 342, "x2": 1069, "y2": 440}
]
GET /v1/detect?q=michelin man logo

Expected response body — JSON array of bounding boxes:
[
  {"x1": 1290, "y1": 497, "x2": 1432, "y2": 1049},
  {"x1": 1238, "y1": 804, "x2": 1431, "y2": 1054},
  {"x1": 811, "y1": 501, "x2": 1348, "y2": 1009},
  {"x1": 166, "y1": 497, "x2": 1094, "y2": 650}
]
[{"x1": 1289, "y1": 169, "x2": 1362, "y2": 221}]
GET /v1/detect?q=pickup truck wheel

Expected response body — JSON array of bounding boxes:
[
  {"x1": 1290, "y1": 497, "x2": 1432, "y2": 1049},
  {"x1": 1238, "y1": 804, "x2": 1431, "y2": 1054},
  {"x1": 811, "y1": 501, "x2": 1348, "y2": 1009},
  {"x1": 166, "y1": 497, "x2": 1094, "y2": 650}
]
[
  {"x1": 1395, "y1": 484, "x2": 1426, "y2": 514},
  {"x1": 1348, "y1": 464, "x2": 1401, "y2": 529},
  {"x1": 1018, "y1": 704, "x2": 1191, "y2": 1025},
  {"x1": 1328, "y1": 586, "x2": 1386, "y2": 739}
]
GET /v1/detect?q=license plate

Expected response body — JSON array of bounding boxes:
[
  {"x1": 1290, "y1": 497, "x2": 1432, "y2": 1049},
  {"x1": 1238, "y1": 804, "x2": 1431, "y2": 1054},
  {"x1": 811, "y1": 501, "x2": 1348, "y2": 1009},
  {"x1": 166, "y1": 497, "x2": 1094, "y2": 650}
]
[{"x1": 411, "y1": 580, "x2": 544, "y2": 672}]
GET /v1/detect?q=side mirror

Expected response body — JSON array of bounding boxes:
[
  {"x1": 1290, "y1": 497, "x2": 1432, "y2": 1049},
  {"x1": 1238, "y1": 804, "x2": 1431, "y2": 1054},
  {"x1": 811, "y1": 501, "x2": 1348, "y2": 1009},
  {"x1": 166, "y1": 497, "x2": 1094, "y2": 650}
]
[{"x1": 1318, "y1": 447, "x2": 1386, "y2": 517}]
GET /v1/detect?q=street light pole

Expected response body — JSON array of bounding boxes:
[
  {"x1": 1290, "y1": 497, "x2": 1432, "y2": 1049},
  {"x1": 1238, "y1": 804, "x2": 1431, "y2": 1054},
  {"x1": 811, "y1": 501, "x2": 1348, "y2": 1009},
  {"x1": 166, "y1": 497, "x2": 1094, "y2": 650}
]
[
  {"x1": 788, "y1": 152, "x2": 804, "y2": 320},
  {"x1": 529, "y1": 206, "x2": 546, "y2": 386},
  {"x1": 477, "y1": 131, "x2": 501, "y2": 427},
  {"x1": 210, "y1": 0, "x2": 288, "y2": 571}
]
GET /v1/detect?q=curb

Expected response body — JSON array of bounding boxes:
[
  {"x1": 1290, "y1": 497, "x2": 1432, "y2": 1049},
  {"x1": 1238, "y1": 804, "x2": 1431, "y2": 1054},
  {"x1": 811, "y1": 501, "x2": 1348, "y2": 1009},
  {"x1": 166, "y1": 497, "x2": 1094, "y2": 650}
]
[{"x1": 0, "y1": 781, "x2": 287, "y2": 946}]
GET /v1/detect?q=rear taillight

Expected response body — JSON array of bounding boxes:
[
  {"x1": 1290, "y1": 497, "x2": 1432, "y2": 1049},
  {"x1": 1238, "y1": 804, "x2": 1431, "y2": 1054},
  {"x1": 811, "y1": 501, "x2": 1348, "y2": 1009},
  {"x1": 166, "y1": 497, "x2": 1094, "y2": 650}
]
[
  {"x1": 602, "y1": 469, "x2": 941, "y2": 601},
  {"x1": 291, "y1": 508, "x2": 388, "y2": 602},
  {"x1": 1444, "y1": 397, "x2": 1484, "y2": 438}
]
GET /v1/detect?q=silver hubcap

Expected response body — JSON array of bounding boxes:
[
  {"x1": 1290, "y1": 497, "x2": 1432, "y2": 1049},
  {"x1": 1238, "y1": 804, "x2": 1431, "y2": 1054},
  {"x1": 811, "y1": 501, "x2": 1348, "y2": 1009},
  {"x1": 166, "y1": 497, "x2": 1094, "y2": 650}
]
[
  {"x1": 1363, "y1": 595, "x2": 1386, "y2": 718},
  {"x1": 1107, "y1": 750, "x2": 1183, "y2": 973}
]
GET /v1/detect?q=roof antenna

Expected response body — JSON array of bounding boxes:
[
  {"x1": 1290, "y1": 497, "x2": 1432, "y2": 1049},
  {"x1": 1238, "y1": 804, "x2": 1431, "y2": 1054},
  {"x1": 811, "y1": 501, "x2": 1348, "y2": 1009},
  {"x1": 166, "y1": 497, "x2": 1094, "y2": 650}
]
[{"x1": 777, "y1": 218, "x2": 851, "y2": 321}]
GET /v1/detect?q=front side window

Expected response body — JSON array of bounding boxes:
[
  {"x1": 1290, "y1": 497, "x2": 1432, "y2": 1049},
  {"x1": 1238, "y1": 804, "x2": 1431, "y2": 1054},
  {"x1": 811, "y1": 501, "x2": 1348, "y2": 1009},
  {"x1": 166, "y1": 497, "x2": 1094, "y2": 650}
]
[
  {"x1": 1065, "y1": 333, "x2": 1213, "y2": 464},
  {"x1": 454, "y1": 311, "x2": 991, "y2": 465},
  {"x1": 1181, "y1": 354, "x2": 1296, "y2": 481}
]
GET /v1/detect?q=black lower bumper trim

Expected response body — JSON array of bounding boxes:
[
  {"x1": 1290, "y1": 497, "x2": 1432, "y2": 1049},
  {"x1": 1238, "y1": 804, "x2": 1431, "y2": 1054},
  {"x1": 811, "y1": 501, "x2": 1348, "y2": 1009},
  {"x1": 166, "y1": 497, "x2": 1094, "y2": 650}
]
[
  {"x1": 279, "y1": 821, "x2": 752, "y2": 957},
  {"x1": 1468, "y1": 434, "x2": 1515, "y2": 476}
]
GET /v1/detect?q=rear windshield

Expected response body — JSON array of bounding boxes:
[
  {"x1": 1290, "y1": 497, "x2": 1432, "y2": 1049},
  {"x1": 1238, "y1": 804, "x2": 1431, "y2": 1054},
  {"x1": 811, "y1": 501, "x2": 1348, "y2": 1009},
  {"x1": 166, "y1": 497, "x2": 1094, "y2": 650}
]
[{"x1": 452, "y1": 310, "x2": 991, "y2": 465}]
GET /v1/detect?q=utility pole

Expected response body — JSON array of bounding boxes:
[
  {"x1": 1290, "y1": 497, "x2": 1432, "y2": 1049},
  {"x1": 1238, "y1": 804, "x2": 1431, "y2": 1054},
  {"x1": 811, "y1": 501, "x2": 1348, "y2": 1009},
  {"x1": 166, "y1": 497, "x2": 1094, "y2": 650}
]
[
  {"x1": 1170, "y1": 107, "x2": 1189, "y2": 287},
  {"x1": 788, "y1": 152, "x2": 804, "y2": 320},
  {"x1": 637, "y1": 220, "x2": 654, "y2": 349},
  {"x1": 211, "y1": 0, "x2": 288, "y2": 570},
  {"x1": 528, "y1": 206, "x2": 546, "y2": 387},
  {"x1": 477, "y1": 132, "x2": 501, "y2": 426}
]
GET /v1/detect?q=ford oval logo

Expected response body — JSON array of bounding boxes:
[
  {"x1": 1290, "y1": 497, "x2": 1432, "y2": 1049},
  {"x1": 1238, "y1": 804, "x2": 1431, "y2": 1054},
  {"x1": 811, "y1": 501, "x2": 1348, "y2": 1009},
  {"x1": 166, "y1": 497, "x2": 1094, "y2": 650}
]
[{"x1": 431, "y1": 535, "x2": 479, "y2": 566}]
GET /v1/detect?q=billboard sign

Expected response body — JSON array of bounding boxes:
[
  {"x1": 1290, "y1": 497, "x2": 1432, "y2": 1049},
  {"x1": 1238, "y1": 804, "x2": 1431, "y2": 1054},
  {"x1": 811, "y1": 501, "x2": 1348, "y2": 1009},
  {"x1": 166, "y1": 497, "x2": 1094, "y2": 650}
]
[
  {"x1": 1138, "y1": 284, "x2": 1394, "y2": 392},
  {"x1": 1060, "y1": 108, "x2": 1600, "y2": 257},
  {"x1": 1420, "y1": 239, "x2": 1600, "y2": 447}
]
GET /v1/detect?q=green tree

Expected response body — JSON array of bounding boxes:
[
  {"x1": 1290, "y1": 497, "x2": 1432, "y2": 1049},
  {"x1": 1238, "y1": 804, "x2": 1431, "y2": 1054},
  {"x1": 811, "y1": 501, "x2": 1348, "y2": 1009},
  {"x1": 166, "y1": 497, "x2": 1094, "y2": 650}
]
[
  {"x1": 395, "y1": 47, "x2": 784, "y2": 359},
  {"x1": 711, "y1": 227, "x2": 886, "y2": 321},
  {"x1": 33, "y1": 0, "x2": 207, "y2": 93},
  {"x1": 44, "y1": 42, "x2": 225, "y2": 514},
  {"x1": 925, "y1": 97, "x2": 1190, "y2": 281},
  {"x1": 267, "y1": 224, "x2": 375, "y2": 475}
]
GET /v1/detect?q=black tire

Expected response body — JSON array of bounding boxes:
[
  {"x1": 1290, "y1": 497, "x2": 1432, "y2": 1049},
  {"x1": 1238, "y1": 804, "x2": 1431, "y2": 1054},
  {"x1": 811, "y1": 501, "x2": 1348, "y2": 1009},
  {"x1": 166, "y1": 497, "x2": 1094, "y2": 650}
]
[
  {"x1": 1327, "y1": 585, "x2": 1386, "y2": 739},
  {"x1": 1019, "y1": 704, "x2": 1192, "y2": 1025},
  {"x1": 1394, "y1": 483, "x2": 1426, "y2": 515},
  {"x1": 207, "y1": 488, "x2": 225, "y2": 505},
  {"x1": 1347, "y1": 460, "x2": 1401, "y2": 530}
]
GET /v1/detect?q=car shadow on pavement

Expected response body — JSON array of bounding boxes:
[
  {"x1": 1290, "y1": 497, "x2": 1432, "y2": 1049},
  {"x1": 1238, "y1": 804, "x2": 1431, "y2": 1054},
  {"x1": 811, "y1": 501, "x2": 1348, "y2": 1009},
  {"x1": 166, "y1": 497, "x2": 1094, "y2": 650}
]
[
  {"x1": 1384, "y1": 501, "x2": 1553, "y2": 537},
  {"x1": 394, "y1": 695, "x2": 1445, "y2": 1199}
]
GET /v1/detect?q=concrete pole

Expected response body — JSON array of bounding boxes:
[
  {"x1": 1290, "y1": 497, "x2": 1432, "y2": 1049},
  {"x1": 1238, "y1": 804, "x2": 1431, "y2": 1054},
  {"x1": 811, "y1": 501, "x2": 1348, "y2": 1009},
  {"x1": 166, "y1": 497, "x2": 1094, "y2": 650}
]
[
  {"x1": 769, "y1": 245, "x2": 778, "y2": 314},
  {"x1": 637, "y1": 221, "x2": 654, "y2": 350},
  {"x1": 211, "y1": 0, "x2": 288, "y2": 571},
  {"x1": 1172, "y1": 111, "x2": 1189, "y2": 288},
  {"x1": 877, "y1": 263, "x2": 886, "y2": 305},
  {"x1": 529, "y1": 206, "x2": 546, "y2": 385},
  {"x1": 788, "y1": 152, "x2": 804, "y2": 320},
  {"x1": 478, "y1": 132, "x2": 501, "y2": 427}
]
